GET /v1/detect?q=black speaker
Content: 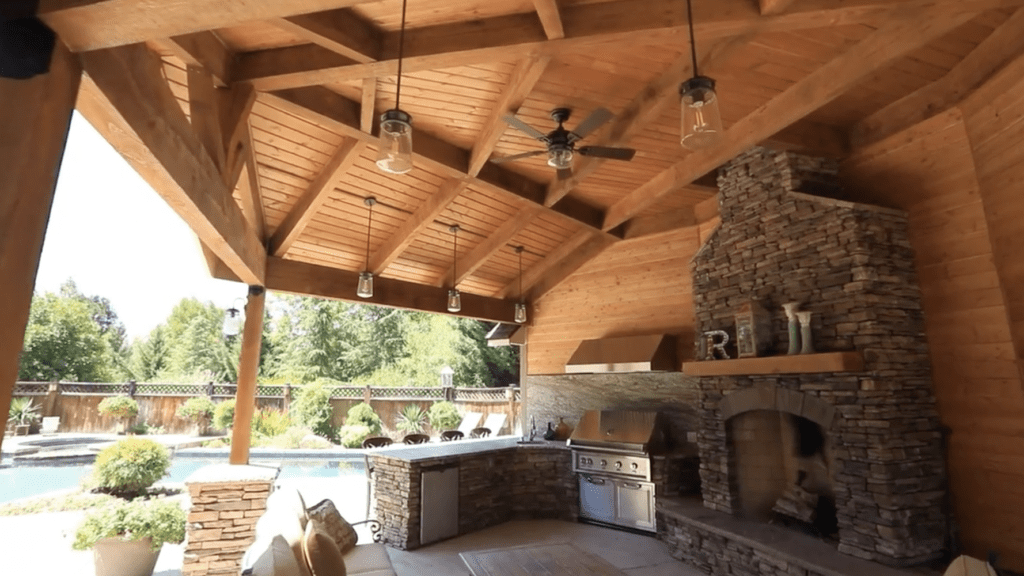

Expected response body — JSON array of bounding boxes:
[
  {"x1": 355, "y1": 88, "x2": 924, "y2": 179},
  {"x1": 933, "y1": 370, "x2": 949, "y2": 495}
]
[{"x1": 1, "y1": 0, "x2": 56, "y2": 80}]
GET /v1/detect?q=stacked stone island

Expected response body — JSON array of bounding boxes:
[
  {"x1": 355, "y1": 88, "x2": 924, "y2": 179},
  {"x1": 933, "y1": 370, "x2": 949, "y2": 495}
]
[{"x1": 183, "y1": 464, "x2": 279, "y2": 576}]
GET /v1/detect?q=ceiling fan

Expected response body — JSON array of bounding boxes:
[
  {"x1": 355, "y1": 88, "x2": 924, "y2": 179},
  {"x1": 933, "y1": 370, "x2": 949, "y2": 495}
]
[{"x1": 492, "y1": 107, "x2": 637, "y2": 179}]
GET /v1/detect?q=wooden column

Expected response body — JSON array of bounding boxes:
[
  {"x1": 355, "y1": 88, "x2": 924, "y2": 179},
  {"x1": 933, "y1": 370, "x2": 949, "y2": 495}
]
[
  {"x1": 0, "y1": 44, "x2": 81, "y2": 459},
  {"x1": 229, "y1": 286, "x2": 266, "y2": 464}
]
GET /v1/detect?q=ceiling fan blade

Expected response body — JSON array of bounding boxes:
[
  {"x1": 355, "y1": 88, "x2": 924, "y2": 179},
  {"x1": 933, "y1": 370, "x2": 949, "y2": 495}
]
[
  {"x1": 491, "y1": 150, "x2": 549, "y2": 164},
  {"x1": 556, "y1": 168, "x2": 573, "y2": 181},
  {"x1": 578, "y1": 145, "x2": 636, "y2": 161},
  {"x1": 503, "y1": 115, "x2": 548, "y2": 140},
  {"x1": 569, "y1": 107, "x2": 613, "y2": 141}
]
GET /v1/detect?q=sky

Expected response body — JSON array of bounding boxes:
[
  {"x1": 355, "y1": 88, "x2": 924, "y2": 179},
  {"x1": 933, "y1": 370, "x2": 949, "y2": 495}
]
[{"x1": 33, "y1": 112, "x2": 248, "y2": 341}]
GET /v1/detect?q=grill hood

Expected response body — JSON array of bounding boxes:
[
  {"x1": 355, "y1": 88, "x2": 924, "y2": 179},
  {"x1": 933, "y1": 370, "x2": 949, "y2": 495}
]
[
  {"x1": 564, "y1": 334, "x2": 677, "y2": 373},
  {"x1": 567, "y1": 409, "x2": 669, "y2": 453}
]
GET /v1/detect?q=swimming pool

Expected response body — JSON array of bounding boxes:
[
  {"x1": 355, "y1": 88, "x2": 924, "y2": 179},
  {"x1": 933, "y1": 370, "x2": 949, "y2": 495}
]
[{"x1": 0, "y1": 457, "x2": 366, "y2": 504}]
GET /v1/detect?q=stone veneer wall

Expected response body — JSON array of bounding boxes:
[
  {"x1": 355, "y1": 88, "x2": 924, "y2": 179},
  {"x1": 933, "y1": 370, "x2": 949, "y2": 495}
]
[
  {"x1": 183, "y1": 464, "x2": 278, "y2": 576},
  {"x1": 692, "y1": 147, "x2": 947, "y2": 565},
  {"x1": 371, "y1": 446, "x2": 577, "y2": 550}
]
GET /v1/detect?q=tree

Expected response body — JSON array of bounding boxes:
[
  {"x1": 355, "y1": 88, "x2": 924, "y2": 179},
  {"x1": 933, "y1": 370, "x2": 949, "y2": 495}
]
[
  {"x1": 19, "y1": 291, "x2": 115, "y2": 382},
  {"x1": 127, "y1": 325, "x2": 170, "y2": 381}
]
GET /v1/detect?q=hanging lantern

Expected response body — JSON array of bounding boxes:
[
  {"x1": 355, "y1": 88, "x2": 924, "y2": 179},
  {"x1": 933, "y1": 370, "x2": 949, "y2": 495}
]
[
  {"x1": 375, "y1": 110, "x2": 413, "y2": 174},
  {"x1": 680, "y1": 76, "x2": 723, "y2": 150},
  {"x1": 357, "y1": 197, "x2": 377, "y2": 298},
  {"x1": 447, "y1": 225, "x2": 461, "y2": 313}
]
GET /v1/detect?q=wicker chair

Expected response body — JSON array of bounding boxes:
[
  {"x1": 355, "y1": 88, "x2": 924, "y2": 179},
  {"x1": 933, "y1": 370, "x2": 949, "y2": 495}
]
[
  {"x1": 402, "y1": 433, "x2": 430, "y2": 445},
  {"x1": 439, "y1": 430, "x2": 464, "y2": 442},
  {"x1": 469, "y1": 427, "x2": 492, "y2": 439}
]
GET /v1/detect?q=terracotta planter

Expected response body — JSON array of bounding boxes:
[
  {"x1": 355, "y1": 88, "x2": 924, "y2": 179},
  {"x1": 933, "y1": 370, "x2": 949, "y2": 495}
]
[
  {"x1": 14, "y1": 424, "x2": 29, "y2": 436},
  {"x1": 93, "y1": 537, "x2": 161, "y2": 576}
]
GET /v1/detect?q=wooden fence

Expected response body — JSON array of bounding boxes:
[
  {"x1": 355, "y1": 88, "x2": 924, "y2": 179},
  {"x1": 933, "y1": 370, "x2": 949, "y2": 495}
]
[{"x1": 11, "y1": 381, "x2": 521, "y2": 437}]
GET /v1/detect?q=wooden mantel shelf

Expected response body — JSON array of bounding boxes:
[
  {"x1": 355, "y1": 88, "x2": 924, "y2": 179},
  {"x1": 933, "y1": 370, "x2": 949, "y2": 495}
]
[{"x1": 681, "y1": 351, "x2": 864, "y2": 376}]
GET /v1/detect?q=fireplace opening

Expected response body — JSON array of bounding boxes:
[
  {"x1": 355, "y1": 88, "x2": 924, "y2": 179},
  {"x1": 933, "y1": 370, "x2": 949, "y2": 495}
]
[{"x1": 728, "y1": 410, "x2": 837, "y2": 538}]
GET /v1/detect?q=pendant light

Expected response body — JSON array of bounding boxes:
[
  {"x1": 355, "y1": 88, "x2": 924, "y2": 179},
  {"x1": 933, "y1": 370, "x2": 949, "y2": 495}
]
[
  {"x1": 357, "y1": 197, "x2": 377, "y2": 298},
  {"x1": 376, "y1": 0, "x2": 413, "y2": 174},
  {"x1": 514, "y1": 246, "x2": 527, "y2": 324},
  {"x1": 447, "y1": 225, "x2": 462, "y2": 312},
  {"x1": 679, "y1": 0, "x2": 723, "y2": 150}
]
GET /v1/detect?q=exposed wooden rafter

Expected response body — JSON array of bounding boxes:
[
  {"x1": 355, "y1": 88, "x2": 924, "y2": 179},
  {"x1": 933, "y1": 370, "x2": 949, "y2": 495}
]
[
  {"x1": 273, "y1": 8, "x2": 382, "y2": 63},
  {"x1": 161, "y1": 32, "x2": 233, "y2": 86},
  {"x1": 220, "y1": 84, "x2": 258, "y2": 189},
  {"x1": 759, "y1": 0, "x2": 798, "y2": 16},
  {"x1": 369, "y1": 179, "x2": 468, "y2": 275},
  {"x1": 602, "y1": 6, "x2": 977, "y2": 231},
  {"x1": 77, "y1": 43, "x2": 266, "y2": 284},
  {"x1": 434, "y1": 206, "x2": 544, "y2": 288},
  {"x1": 236, "y1": 123, "x2": 267, "y2": 240},
  {"x1": 496, "y1": 229, "x2": 593, "y2": 299},
  {"x1": 533, "y1": 0, "x2": 565, "y2": 40},
  {"x1": 360, "y1": 77, "x2": 377, "y2": 133}
]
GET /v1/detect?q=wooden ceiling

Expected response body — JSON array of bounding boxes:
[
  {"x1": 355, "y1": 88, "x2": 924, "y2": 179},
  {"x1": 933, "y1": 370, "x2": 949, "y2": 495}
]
[{"x1": 42, "y1": 0, "x2": 1024, "y2": 322}]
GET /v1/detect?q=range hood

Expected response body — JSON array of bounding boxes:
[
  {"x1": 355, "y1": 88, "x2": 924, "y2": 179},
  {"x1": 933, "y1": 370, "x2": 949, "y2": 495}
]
[{"x1": 564, "y1": 334, "x2": 677, "y2": 373}]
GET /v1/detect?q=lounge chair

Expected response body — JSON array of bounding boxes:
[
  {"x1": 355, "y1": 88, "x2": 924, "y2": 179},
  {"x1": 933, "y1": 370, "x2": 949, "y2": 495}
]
[
  {"x1": 481, "y1": 413, "x2": 507, "y2": 436},
  {"x1": 456, "y1": 412, "x2": 483, "y2": 436}
]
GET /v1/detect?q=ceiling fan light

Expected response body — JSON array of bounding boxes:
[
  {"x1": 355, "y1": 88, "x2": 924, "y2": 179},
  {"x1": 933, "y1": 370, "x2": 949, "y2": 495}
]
[
  {"x1": 547, "y1": 146, "x2": 573, "y2": 169},
  {"x1": 447, "y1": 289, "x2": 462, "y2": 313},
  {"x1": 515, "y1": 302, "x2": 527, "y2": 324},
  {"x1": 357, "y1": 271, "x2": 374, "y2": 298},
  {"x1": 680, "y1": 76, "x2": 723, "y2": 150},
  {"x1": 376, "y1": 109, "x2": 413, "y2": 174}
]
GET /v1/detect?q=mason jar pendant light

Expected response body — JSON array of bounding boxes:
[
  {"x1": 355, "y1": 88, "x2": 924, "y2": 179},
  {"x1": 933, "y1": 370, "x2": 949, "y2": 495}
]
[
  {"x1": 447, "y1": 225, "x2": 462, "y2": 312},
  {"x1": 376, "y1": 0, "x2": 413, "y2": 174},
  {"x1": 357, "y1": 197, "x2": 377, "y2": 298},
  {"x1": 679, "y1": 0, "x2": 723, "y2": 150},
  {"x1": 514, "y1": 246, "x2": 527, "y2": 324}
]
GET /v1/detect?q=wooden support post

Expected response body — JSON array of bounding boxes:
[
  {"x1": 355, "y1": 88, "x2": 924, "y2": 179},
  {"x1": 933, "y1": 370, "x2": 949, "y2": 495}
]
[
  {"x1": 0, "y1": 44, "x2": 81, "y2": 460},
  {"x1": 229, "y1": 286, "x2": 267, "y2": 465}
]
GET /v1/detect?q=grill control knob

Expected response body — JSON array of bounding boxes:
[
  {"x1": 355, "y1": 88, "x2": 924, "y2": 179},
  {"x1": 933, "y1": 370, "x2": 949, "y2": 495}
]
[
  {"x1": 600, "y1": 459, "x2": 607, "y2": 467},
  {"x1": 615, "y1": 461, "x2": 623, "y2": 470},
  {"x1": 631, "y1": 462, "x2": 639, "y2": 471}
]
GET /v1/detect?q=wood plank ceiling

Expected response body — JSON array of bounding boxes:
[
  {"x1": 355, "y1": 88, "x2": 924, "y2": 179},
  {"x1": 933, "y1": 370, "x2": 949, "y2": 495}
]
[{"x1": 41, "y1": 0, "x2": 1024, "y2": 321}]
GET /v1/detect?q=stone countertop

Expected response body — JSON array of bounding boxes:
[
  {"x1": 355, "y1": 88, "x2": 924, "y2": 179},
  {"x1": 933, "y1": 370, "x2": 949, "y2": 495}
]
[{"x1": 366, "y1": 436, "x2": 568, "y2": 463}]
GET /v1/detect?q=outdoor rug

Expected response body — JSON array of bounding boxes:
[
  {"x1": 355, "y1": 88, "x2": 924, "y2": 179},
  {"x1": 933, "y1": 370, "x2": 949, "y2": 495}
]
[{"x1": 459, "y1": 542, "x2": 625, "y2": 576}]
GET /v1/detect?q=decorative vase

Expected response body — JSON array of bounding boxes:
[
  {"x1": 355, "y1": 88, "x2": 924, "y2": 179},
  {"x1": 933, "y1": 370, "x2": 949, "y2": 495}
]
[
  {"x1": 797, "y1": 311, "x2": 815, "y2": 354},
  {"x1": 783, "y1": 302, "x2": 801, "y2": 355},
  {"x1": 554, "y1": 417, "x2": 572, "y2": 440},
  {"x1": 93, "y1": 537, "x2": 161, "y2": 576}
]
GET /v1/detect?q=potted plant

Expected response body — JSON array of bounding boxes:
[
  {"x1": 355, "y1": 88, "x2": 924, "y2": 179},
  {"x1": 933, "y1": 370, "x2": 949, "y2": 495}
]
[
  {"x1": 98, "y1": 395, "x2": 139, "y2": 434},
  {"x1": 8, "y1": 397, "x2": 40, "y2": 436},
  {"x1": 176, "y1": 395, "x2": 215, "y2": 436},
  {"x1": 395, "y1": 403, "x2": 428, "y2": 434},
  {"x1": 73, "y1": 498, "x2": 186, "y2": 576}
]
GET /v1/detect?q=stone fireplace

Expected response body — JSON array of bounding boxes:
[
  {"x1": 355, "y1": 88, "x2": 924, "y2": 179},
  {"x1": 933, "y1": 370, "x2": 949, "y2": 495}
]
[{"x1": 690, "y1": 147, "x2": 947, "y2": 565}]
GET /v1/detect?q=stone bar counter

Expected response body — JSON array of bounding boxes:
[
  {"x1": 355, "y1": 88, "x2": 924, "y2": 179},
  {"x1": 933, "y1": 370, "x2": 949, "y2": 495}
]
[{"x1": 367, "y1": 437, "x2": 577, "y2": 550}]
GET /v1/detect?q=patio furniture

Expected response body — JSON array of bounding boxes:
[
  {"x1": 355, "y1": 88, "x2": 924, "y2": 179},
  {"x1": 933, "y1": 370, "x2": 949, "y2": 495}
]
[
  {"x1": 481, "y1": 413, "x2": 507, "y2": 436},
  {"x1": 361, "y1": 436, "x2": 393, "y2": 449},
  {"x1": 469, "y1": 427, "x2": 491, "y2": 439},
  {"x1": 40, "y1": 416, "x2": 59, "y2": 435},
  {"x1": 457, "y1": 412, "x2": 483, "y2": 435},
  {"x1": 440, "y1": 430, "x2": 464, "y2": 442},
  {"x1": 402, "y1": 433, "x2": 430, "y2": 444}
]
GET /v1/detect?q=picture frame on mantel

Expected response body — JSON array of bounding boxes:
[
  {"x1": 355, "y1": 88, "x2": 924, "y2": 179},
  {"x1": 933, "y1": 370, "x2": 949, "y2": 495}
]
[{"x1": 734, "y1": 301, "x2": 772, "y2": 358}]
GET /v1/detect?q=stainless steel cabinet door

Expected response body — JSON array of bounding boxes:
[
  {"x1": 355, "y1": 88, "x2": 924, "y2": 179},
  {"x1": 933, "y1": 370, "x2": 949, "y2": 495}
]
[
  {"x1": 615, "y1": 480, "x2": 655, "y2": 531},
  {"x1": 579, "y1": 474, "x2": 616, "y2": 524}
]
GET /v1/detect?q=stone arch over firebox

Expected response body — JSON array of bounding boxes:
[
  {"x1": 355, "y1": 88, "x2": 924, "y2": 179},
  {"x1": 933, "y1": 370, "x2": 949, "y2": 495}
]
[{"x1": 719, "y1": 384, "x2": 836, "y2": 430}]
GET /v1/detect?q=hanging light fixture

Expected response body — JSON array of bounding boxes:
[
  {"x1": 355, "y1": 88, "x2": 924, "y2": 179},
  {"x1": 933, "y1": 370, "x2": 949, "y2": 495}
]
[
  {"x1": 679, "y1": 0, "x2": 723, "y2": 150},
  {"x1": 514, "y1": 246, "x2": 527, "y2": 324},
  {"x1": 376, "y1": 0, "x2": 413, "y2": 174},
  {"x1": 222, "y1": 298, "x2": 245, "y2": 338},
  {"x1": 447, "y1": 225, "x2": 462, "y2": 313},
  {"x1": 357, "y1": 197, "x2": 377, "y2": 298}
]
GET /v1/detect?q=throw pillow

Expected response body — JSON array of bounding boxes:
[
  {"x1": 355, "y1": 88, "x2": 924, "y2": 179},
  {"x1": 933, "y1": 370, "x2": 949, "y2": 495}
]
[
  {"x1": 247, "y1": 534, "x2": 305, "y2": 576},
  {"x1": 306, "y1": 498, "x2": 358, "y2": 554},
  {"x1": 302, "y1": 522, "x2": 348, "y2": 576},
  {"x1": 266, "y1": 487, "x2": 309, "y2": 530}
]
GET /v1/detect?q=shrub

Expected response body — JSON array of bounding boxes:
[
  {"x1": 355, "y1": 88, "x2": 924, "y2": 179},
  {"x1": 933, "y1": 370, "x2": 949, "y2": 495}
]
[
  {"x1": 73, "y1": 498, "x2": 186, "y2": 551},
  {"x1": 345, "y1": 402, "x2": 382, "y2": 435},
  {"x1": 128, "y1": 421, "x2": 166, "y2": 435},
  {"x1": 298, "y1": 434, "x2": 334, "y2": 449},
  {"x1": 339, "y1": 424, "x2": 372, "y2": 448},
  {"x1": 427, "y1": 401, "x2": 461, "y2": 431},
  {"x1": 265, "y1": 426, "x2": 309, "y2": 449},
  {"x1": 292, "y1": 383, "x2": 338, "y2": 442},
  {"x1": 213, "y1": 399, "x2": 235, "y2": 430},
  {"x1": 176, "y1": 396, "x2": 215, "y2": 423},
  {"x1": 90, "y1": 437, "x2": 170, "y2": 498},
  {"x1": 97, "y1": 396, "x2": 139, "y2": 420},
  {"x1": 395, "y1": 404, "x2": 428, "y2": 434},
  {"x1": 252, "y1": 408, "x2": 291, "y2": 438}
]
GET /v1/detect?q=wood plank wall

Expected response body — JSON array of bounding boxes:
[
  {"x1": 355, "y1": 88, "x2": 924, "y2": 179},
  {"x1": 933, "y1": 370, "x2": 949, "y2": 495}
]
[
  {"x1": 527, "y1": 226, "x2": 701, "y2": 375},
  {"x1": 843, "y1": 109, "x2": 1024, "y2": 570}
]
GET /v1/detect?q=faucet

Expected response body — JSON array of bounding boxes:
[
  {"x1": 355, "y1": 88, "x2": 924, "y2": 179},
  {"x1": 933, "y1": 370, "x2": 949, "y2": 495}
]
[{"x1": 530, "y1": 416, "x2": 537, "y2": 441}]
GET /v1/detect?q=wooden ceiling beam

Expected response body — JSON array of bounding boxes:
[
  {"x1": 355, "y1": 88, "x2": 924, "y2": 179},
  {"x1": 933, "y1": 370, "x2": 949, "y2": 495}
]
[
  {"x1": 220, "y1": 84, "x2": 257, "y2": 189},
  {"x1": 759, "y1": 0, "x2": 798, "y2": 16},
  {"x1": 360, "y1": 78, "x2": 376, "y2": 134},
  {"x1": 39, "y1": 0, "x2": 382, "y2": 52},
  {"x1": 762, "y1": 119, "x2": 849, "y2": 158},
  {"x1": 496, "y1": 229, "x2": 592, "y2": 299},
  {"x1": 274, "y1": 8, "x2": 382, "y2": 64},
  {"x1": 187, "y1": 65, "x2": 226, "y2": 173},
  {"x1": 850, "y1": 6, "x2": 1024, "y2": 150},
  {"x1": 77, "y1": 43, "x2": 265, "y2": 284},
  {"x1": 219, "y1": 256, "x2": 520, "y2": 324},
  {"x1": 469, "y1": 54, "x2": 551, "y2": 177},
  {"x1": 161, "y1": 32, "x2": 233, "y2": 86},
  {"x1": 533, "y1": 0, "x2": 566, "y2": 40},
  {"x1": 264, "y1": 86, "x2": 618, "y2": 239},
  {"x1": 369, "y1": 179, "x2": 468, "y2": 275},
  {"x1": 602, "y1": 6, "x2": 977, "y2": 231},
  {"x1": 269, "y1": 138, "x2": 366, "y2": 257},
  {"x1": 237, "y1": 124, "x2": 267, "y2": 241},
  {"x1": 435, "y1": 206, "x2": 544, "y2": 288}
]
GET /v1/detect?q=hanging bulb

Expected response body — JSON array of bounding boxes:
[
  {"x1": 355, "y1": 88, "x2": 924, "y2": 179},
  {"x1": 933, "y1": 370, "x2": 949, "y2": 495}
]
[
  {"x1": 680, "y1": 76, "x2": 723, "y2": 150},
  {"x1": 547, "y1": 146, "x2": 573, "y2": 169},
  {"x1": 376, "y1": 110, "x2": 413, "y2": 174},
  {"x1": 357, "y1": 271, "x2": 374, "y2": 298},
  {"x1": 447, "y1": 289, "x2": 462, "y2": 313},
  {"x1": 515, "y1": 302, "x2": 527, "y2": 324}
]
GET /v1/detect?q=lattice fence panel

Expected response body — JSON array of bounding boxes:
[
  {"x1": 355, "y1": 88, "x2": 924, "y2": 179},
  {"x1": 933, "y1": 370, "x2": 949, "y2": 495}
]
[
  {"x1": 328, "y1": 386, "x2": 364, "y2": 399},
  {"x1": 60, "y1": 382, "x2": 129, "y2": 395},
  {"x1": 370, "y1": 387, "x2": 444, "y2": 400},
  {"x1": 134, "y1": 383, "x2": 206, "y2": 396},
  {"x1": 454, "y1": 387, "x2": 511, "y2": 403},
  {"x1": 13, "y1": 382, "x2": 49, "y2": 395}
]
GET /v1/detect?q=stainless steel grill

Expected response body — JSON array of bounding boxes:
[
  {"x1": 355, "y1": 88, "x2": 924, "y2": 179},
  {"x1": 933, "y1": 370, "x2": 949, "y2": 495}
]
[{"x1": 568, "y1": 410, "x2": 668, "y2": 533}]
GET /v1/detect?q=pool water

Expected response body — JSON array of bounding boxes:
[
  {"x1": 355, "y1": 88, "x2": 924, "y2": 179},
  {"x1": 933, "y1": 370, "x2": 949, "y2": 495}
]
[{"x1": 0, "y1": 458, "x2": 366, "y2": 504}]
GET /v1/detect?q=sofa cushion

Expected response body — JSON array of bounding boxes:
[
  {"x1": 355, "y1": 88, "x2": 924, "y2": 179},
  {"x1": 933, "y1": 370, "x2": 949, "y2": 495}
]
[
  {"x1": 255, "y1": 509, "x2": 311, "y2": 576},
  {"x1": 265, "y1": 487, "x2": 308, "y2": 530},
  {"x1": 302, "y1": 522, "x2": 347, "y2": 576},
  {"x1": 243, "y1": 534, "x2": 305, "y2": 576},
  {"x1": 306, "y1": 498, "x2": 358, "y2": 554},
  {"x1": 342, "y1": 543, "x2": 397, "y2": 576}
]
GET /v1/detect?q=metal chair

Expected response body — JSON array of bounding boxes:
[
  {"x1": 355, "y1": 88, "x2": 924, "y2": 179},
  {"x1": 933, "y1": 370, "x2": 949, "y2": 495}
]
[
  {"x1": 439, "y1": 430, "x2": 464, "y2": 442},
  {"x1": 469, "y1": 427, "x2": 491, "y2": 439},
  {"x1": 402, "y1": 433, "x2": 430, "y2": 445},
  {"x1": 362, "y1": 436, "x2": 394, "y2": 449}
]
